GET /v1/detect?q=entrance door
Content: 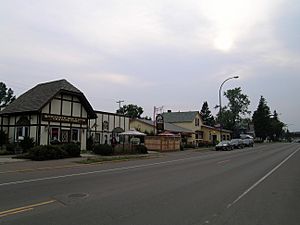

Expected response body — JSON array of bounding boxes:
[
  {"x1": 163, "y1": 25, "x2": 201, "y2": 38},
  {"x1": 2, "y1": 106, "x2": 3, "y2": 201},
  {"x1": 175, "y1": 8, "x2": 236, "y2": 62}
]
[
  {"x1": 212, "y1": 135, "x2": 217, "y2": 145},
  {"x1": 61, "y1": 130, "x2": 70, "y2": 143}
]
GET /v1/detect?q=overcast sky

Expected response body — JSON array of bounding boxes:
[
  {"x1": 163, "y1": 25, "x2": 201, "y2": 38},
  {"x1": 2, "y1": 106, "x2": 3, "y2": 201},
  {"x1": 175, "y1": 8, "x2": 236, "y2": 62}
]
[{"x1": 1, "y1": 0, "x2": 299, "y2": 131}]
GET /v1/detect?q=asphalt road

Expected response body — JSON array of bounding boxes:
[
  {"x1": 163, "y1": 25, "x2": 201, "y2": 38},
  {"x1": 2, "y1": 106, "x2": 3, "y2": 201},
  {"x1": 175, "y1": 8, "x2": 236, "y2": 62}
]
[{"x1": 0, "y1": 143, "x2": 299, "y2": 225}]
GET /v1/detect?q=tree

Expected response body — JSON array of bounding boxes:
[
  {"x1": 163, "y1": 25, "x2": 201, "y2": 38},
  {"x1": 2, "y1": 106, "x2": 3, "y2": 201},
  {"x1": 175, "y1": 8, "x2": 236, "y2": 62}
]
[
  {"x1": 0, "y1": 82, "x2": 16, "y2": 109},
  {"x1": 200, "y1": 101, "x2": 215, "y2": 126},
  {"x1": 252, "y1": 96, "x2": 272, "y2": 140},
  {"x1": 224, "y1": 87, "x2": 251, "y2": 119},
  {"x1": 116, "y1": 104, "x2": 144, "y2": 118},
  {"x1": 216, "y1": 106, "x2": 235, "y2": 131},
  {"x1": 216, "y1": 87, "x2": 250, "y2": 134}
]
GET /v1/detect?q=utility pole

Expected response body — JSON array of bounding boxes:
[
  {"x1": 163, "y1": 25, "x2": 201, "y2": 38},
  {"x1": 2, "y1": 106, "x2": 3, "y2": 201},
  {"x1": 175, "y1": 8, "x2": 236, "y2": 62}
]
[{"x1": 116, "y1": 100, "x2": 124, "y2": 114}]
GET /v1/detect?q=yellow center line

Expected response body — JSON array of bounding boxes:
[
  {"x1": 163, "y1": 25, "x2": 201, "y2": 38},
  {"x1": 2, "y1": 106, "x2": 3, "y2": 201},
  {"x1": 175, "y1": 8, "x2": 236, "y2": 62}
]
[
  {"x1": 0, "y1": 200, "x2": 56, "y2": 217},
  {"x1": 0, "y1": 208, "x2": 34, "y2": 218}
]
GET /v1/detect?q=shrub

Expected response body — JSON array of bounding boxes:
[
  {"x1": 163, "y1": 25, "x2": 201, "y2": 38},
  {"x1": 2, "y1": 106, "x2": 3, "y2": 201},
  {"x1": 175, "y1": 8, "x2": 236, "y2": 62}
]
[
  {"x1": 6, "y1": 143, "x2": 17, "y2": 153},
  {"x1": 86, "y1": 136, "x2": 94, "y2": 151},
  {"x1": 19, "y1": 137, "x2": 35, "y2": 153},
  {"x1": 180, "y1": 143, "x2": 184, "y2": 151},
  {"x1": 197, "y1": 141, "x2": 214, "y2": 148},
  {"x1": 28, "y1": 145, "x2": 67, "y2": 161},
  {"x1": 134, "y1": 145, "x2": 148, "y2": 154},
  {"x1": 0, "y1": 130, "x2": 8, "y2": 147},
  {"x1": 113, "y1": 144, "x2": 148, "y2": 155},
  {"x1": 184, "y1": 143, "x2": 196, "y2": 149},
  {"x1": 61, "y1": 143, "x2": 81, "y2": 157},
  {"x1": 0, "y1": 150, "x2": 10, "y2": 155},
  {"x1": 93, "y1": 144, "x2": 113, "y2": 156}
]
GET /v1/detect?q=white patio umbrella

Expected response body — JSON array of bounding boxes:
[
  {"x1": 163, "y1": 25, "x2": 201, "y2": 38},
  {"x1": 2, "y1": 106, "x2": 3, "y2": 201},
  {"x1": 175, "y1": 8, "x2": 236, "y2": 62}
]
[{"x1": 119, "y1": 129, "x2": 146, "y2": 136}]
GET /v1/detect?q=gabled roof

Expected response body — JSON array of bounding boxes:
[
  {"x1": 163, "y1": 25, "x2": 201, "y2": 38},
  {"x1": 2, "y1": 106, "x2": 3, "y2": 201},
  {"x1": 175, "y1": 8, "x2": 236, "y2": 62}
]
[
  {"x1": 162, "y1": 111, "x2": 200, "y2": 123},
  {"x1": 164, "y1": 123, "x2": 193, "y2": 133},
  {"x1": 0, "y1": 79, "x2": 96, "y2": 118}
]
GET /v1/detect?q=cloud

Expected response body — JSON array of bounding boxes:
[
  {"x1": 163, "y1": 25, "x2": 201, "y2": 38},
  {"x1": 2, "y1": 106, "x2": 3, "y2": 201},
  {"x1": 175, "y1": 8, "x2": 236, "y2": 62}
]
[{"x1": 84, "y1": 73, "x2": 155, "y2": 88}]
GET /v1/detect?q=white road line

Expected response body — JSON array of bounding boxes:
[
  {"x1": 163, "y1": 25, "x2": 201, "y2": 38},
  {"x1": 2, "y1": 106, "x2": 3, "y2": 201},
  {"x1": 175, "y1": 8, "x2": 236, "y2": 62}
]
[
  {"x1": 0, "y1": 156, "x2": 207, "y2": 187},
  {"x1": 227, "y1": 148, "x2": 300, "y2": 208},
  {"x1": 217, "y1": 159, "x2": 231, "y2": 164}
]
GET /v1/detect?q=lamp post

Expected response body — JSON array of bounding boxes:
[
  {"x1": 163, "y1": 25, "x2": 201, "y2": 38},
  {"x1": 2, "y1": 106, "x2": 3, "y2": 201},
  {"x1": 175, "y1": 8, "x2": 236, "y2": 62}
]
[{"x1": 218, "y1": 76, "x2": 239, "y2": 142}]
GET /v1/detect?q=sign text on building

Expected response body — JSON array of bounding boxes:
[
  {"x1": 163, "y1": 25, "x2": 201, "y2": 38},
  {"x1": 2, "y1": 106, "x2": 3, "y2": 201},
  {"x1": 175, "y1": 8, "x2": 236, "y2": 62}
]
[{"x1": 42, "y1": 114, "x2": 87, "y2": 124}]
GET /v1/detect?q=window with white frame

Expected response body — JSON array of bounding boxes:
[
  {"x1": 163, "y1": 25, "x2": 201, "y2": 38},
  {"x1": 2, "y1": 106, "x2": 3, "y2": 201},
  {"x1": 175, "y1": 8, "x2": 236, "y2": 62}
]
[
  {"x1": 16, "y1": 127, "x2": 29, "y2": 140},
  {"x1": 50, "y1": 127, "x2": 60, "y2": 141}
]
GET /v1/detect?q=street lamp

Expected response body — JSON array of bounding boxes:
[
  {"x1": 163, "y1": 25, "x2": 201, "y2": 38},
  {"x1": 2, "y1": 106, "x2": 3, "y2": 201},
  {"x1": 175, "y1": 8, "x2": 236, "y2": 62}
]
[{"x1": 218, "y1": 76, "x2": 239, "y2": 141}]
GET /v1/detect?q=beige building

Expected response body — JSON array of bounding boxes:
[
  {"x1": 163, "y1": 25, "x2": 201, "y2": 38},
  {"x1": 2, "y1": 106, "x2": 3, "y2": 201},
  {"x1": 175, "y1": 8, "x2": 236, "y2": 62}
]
[
  {"x1": 201, "y1": 125, "x2": 231, "y2": 144},
  {"x1": 129, "y1": 118, "x2": 155, "y2": 135},
  {"x1": 162, "y1": 111, "x2": 203, "y2": 145},
  {"x1": 162, "y1": 111, "x2": 232, "y2": 145}
]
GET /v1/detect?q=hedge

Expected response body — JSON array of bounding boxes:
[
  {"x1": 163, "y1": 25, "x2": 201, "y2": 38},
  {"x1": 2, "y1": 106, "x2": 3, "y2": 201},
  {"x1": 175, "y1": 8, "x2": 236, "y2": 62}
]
[
  {"x1": 93, "y1": 144, "x2": 113, "y2": 156},
  {"x1": 28, "y1": 143, "x2": 81, "y2": 161}
]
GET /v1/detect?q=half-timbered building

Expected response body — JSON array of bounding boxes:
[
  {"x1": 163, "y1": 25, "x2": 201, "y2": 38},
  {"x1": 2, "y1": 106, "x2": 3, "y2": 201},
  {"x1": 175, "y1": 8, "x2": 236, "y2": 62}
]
[{"x1": 0, "y1": 79, "x2": 129, "y2": 150}]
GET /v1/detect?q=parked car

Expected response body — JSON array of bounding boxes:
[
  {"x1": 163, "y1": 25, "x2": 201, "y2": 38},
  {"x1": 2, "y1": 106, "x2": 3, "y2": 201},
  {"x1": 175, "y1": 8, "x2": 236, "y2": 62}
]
[
  {"x1": 215, "y1": 141, "x2": 233, "y2": 151},
  {"x1": 230, "y1": 139, "x2": 244, "y2": 149},
  {"x1": 242, "y1": 138, "x2": 254, "y2": 147}
]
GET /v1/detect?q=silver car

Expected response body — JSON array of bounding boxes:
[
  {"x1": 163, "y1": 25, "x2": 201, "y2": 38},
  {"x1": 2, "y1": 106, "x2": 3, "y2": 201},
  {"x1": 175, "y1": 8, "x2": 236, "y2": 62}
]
[
  {"x1": 215, "y1": 141, "x2": 233, "y2": 151},
  {"x1": 230, "y1": 139, "x2": 244, "y2": 149}
]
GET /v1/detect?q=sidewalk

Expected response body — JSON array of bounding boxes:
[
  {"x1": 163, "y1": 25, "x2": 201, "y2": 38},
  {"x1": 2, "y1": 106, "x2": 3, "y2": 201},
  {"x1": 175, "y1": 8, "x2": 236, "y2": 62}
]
[
  {"x1": 0, "y1": 151, "x2": 161, "y2": 172},
  {"x1": 0, "y1": 155, "x2": 84, "y2": 172}
]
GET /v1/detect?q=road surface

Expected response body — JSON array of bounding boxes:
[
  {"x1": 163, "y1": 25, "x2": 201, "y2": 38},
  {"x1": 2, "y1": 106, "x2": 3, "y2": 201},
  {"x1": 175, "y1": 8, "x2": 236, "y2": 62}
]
[{"x1": 0, "y1": 143, "x2": 299, "y2": 225}]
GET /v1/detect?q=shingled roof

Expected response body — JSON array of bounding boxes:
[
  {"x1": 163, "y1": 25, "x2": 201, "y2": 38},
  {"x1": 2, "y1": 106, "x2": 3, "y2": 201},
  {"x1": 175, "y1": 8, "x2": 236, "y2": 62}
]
[
  {"x1": 162, "y1": 111, "x2": 200, "y2": 123},
  {"x1": 0, "y1": 79, "x2": 96, "y2": 118}
]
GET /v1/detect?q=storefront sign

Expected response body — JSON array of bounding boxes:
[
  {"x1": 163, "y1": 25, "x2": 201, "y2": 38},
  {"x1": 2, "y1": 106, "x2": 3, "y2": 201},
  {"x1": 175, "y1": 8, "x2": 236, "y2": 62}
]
[
  {"x1": 42, "y1": 114, "x2": 87, "y2": 124},
  {"x1": 156, "y1": 114, "x2": 164, "y2": 133}
]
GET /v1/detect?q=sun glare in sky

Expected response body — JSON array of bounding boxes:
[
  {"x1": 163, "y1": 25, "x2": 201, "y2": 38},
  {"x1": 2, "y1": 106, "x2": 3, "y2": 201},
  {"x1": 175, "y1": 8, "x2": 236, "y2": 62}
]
[
  {"x1": 213, "y1": 31, "x2": 234, "y2": 52},
  {"x1": 200, "y1": 0, "x2": 273, "y2": 52}
]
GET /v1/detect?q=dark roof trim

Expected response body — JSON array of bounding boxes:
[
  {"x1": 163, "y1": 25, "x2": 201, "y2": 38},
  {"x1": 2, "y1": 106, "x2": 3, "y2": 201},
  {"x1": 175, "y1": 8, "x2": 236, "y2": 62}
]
[
  {"x1": 201, "y1": 125, "x2": 232, "y2": 133},
  {"x1": 94, "y1": 110, "x2": 130, "y2": 118}
]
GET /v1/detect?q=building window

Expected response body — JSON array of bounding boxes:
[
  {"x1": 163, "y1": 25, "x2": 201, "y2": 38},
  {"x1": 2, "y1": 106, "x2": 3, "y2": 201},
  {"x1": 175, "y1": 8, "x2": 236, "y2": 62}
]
[
  {"x1": 103, "y1": 121, "x2": 109, "y2": 131},
  {"x1": 71, "y1": 129, "x2": 79, "y2": 142},
  {"x1": 95, "y1": 133, "x2": 100, "y2": 143},
  {"x1": 104, "y1": 134, "x2": 108, "y2": 144},
  {"x1": 16, "y1": 127, "x2": 29, "y2": 140},
  {"x1": 50, "y1": 127, "x2": 60, "y2": 141},
  {"x1": 195, "y1": 118, "x2": 200, "y2": 126},
  {"x1": 61, "y1": 130, "x2": 70, "y2": 143}
]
